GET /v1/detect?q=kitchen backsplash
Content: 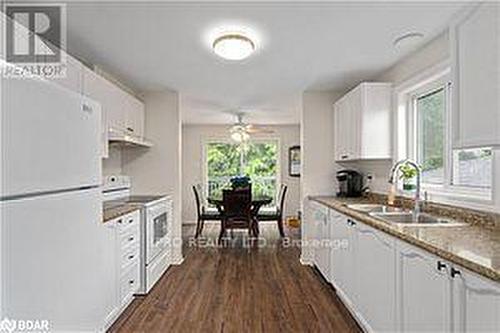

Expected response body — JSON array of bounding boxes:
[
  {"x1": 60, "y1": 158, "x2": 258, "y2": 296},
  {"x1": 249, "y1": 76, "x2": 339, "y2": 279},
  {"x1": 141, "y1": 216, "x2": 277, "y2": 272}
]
[{"x1": 337, "y1": 159, "x2": 392, "y2": 193}]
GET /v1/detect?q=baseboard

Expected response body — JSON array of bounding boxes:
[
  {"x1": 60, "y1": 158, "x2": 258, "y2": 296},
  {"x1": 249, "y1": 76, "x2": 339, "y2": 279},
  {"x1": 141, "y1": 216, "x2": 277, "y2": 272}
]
[
  {"x1": 101, "y1": 307, "x2": 121, "y2": 332},
  {"x1": 170, "y1": 247, "x2": 184, "y2": 265},
  {"x1": 182, "y1": 220, "x2": 197, "y2": 226},
  {"x1": 300, "y1": 255, "x2": 313, "y2": 266}
]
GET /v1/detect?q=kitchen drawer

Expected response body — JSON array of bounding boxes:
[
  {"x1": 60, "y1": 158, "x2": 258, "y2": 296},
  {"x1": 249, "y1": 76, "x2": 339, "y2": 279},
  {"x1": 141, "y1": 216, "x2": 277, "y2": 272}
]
[
  {"x1": 116, "y1": 210, "x2": 140, "y2": 233},
  {"x1": 120, "y1": 227, "x2": 139, "y2": 250},
  {"x1": 120, "y1": 264, "x2": 140, "y2": 306},
  {"x1": 120, "y1": 244, "x2": 139, "y2": 270}
]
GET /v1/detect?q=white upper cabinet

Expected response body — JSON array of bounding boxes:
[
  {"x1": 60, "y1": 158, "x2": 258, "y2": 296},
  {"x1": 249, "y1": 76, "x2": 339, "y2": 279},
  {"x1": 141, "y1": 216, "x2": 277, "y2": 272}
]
[
  {"x1": 107, "y1": 82, "x2": 145, "y2": 138},
  {"x1": 48, "y1": 52, "x2": 83, "y2": 94},
  {"x1": 82, "y1": 66, "x2": 146, "y2": 157},
  {"x1": 124, "y1": 93, "x2": 145, "y2": 138},
  {"x1": 37, "y1": 49, "x2": 82, "y2": 94},
  {"x1": 334, "y1": 82, "x2": 392, "y2": 161},
  {"x1": 107, "y1": 84, "x2": 128, "y2": 133},
  {"x1": 451, "y1": 2, "x2": 500, "y2": 148},
  {"x1": 82, "y1": 66, "x2": 115, "y2": 158}
]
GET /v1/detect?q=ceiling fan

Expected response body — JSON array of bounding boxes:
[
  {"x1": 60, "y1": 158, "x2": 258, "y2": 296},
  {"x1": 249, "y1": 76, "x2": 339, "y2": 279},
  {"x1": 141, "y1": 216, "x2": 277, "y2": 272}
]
[{"x1": 229, "y1": 113, "x2": 274, "y2": 142}]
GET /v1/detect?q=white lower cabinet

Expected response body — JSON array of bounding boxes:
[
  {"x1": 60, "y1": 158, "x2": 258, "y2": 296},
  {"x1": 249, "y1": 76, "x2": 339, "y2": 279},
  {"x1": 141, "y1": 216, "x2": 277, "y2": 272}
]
[
  {"x1": 321, "y1": 204, "x2": 500, "y2": 333},
  {"x1": 329, "y1": 210, "x2": 358, "y2": 309},
  {"x1": 397, "y1": 241, "x2": 500, "y2": 333},
  {"x1": 312, "y1": 201, "x2": 331, "y2": 281},
  {"x1": 356, "y1": 223, "x2": 396, "y2": 332},
  {"x1": 104, "y1": 210, "x2": 141, "y2": 330},
  {"x1": 453, "y1": 266, "x2": 500, "y2": 332},
  {"x1": 397, "y1": 241, "x2": 452, "y2": 332},
  {"x1": 329, "y1": 210, "x2": 396, "y2": 332},
  {"x1": 116, "y1": 211, "x2": 141, "y2": 307}
]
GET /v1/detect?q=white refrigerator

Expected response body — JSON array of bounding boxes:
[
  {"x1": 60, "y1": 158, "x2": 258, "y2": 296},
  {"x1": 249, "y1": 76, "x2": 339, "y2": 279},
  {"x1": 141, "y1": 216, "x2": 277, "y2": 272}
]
[{"x1": 0, "y1": 75, "x2": 115, "y2": 331}]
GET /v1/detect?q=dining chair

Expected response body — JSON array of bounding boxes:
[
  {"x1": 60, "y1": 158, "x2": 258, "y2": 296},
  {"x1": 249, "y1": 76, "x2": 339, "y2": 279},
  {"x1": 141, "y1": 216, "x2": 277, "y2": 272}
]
[
  {"x1": 257, "y1": 184, "x2": 288, "y2": 237},
  {"x1": 219, "y1": 188, "x2": 253, "y2": 243},
  {"x1": 193, "y1": 184, "x2": 222, "y2": 238}
]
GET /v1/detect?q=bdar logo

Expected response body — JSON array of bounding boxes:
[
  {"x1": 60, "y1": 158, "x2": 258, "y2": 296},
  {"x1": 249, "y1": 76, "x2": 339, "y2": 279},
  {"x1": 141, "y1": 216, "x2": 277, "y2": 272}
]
[{"x1": 0, "y1": 318, "x2": 15, "y2": 333}]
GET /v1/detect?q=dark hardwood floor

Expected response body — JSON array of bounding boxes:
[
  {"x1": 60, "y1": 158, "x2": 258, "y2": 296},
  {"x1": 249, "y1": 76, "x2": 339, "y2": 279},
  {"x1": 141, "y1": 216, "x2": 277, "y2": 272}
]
[{"x1": 109, "y1": 223, "x2": 361, "y2": 333}]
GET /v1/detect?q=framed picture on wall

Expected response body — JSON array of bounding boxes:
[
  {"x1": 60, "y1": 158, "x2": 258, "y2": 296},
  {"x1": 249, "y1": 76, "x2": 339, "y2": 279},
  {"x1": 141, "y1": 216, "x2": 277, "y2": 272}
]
[{"x1": 289, "y1": 145, "x2": 300, "y2": 177}]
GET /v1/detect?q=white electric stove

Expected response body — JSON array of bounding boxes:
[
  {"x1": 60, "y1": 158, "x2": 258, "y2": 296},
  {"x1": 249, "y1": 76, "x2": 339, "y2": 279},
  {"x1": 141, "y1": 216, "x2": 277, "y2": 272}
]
[{"x1": 103, "y1": 175, "x2": 172, "y2": 294}]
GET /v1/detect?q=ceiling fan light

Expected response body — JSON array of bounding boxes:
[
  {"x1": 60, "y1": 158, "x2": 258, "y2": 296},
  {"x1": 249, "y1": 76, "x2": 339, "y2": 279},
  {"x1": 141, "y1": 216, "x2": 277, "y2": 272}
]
[{"x1": 231, "y1": 130, "x2": 250, "y2": 142}]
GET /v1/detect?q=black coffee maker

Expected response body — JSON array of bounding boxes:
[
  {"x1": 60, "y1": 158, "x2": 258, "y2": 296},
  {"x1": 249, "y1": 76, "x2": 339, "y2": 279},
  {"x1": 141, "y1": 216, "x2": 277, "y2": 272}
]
[{"x1": 336, "y1": 170, "x2": 363, "y2": 197}]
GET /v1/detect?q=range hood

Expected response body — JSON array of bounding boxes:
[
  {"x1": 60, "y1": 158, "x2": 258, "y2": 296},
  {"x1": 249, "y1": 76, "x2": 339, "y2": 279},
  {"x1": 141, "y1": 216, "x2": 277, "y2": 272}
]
[{"x1": 108, "y1": 128, "x2": 153, "y2": 148}]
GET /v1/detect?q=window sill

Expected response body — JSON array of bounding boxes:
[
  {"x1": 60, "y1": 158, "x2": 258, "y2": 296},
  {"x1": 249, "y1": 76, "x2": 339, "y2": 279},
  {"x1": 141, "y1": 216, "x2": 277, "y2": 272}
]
[
  {"x1": 423, "y1": 184, "x2": 491, "y2": 201},
  {"x1": 398, "y1": 185, "x2": 495, "y2": 212}
]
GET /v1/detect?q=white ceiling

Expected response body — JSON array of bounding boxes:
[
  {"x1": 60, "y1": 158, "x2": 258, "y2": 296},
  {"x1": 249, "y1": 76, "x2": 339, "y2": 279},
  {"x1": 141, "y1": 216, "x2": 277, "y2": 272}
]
[{"x1": 61, "y1": 1, "x2": 466, "y2": 124}]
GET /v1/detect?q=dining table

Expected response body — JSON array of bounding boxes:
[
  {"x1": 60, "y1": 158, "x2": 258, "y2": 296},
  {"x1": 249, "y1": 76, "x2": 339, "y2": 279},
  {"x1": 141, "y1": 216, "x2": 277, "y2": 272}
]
[
  {"x1": 207, "y1": 194, "x2": 272, "y2": 214},
  {"x1": 207, "y1": 194, "x2": 272, "y2": 236}
]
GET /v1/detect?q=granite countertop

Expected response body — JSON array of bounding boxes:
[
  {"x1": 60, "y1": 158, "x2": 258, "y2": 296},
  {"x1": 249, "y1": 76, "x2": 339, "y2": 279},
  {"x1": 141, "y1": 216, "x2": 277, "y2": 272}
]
[
  {"x1": 310, "y1": 196, "x2": 500, "y2": 283},
  {"x1": 103, "y1": 202, "x2": 141, "y2": 223}
]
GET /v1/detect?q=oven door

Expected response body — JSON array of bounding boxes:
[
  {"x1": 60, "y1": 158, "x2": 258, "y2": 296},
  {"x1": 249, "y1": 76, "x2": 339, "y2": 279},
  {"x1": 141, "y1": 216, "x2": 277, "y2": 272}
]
[{"x1": 146, "y1": 201, "x2": 169, "y2": 264}]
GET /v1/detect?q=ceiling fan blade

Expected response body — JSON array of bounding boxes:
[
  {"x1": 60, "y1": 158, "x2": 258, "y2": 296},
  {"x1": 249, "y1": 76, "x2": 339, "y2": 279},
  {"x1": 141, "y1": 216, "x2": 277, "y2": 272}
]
[{"x1": 246, "y1": 127, "x2": 275, "y2": 134}]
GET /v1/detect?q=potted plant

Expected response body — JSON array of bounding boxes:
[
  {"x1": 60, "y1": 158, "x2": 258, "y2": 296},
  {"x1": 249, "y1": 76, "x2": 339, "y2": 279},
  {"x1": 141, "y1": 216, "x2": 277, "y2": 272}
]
[{"x1": 399, "y1": 163, "x2": 417, "y2": 191}]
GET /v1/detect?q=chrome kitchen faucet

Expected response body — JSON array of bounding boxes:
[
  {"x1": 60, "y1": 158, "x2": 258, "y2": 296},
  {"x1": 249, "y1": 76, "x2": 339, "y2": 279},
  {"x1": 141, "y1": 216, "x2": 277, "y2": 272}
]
[{"x1": 388, "y1": 159, "x2": 423, "y2": 218}]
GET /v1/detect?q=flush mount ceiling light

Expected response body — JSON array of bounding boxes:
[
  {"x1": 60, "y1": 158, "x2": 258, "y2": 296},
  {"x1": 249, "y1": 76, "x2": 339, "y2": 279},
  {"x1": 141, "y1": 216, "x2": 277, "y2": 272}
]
[
  {"x1": 393, "y1": 32, "x2": 424, "y2": 49},
  {"x1": 212, "y1": 33, "x2": 255, "y2": 60}
]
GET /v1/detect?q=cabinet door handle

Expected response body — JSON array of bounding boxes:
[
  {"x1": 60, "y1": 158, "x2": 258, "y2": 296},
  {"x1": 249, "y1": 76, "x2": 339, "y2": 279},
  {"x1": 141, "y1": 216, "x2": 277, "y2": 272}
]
[
  {"x1": 117, "y1": 219, "x2": 123, "y2": 224},
  {"x1": 82, "y1": 104, "x2": 93, "y2": 113},
  {"x1": 437, "y1": 261, "x2": 447, "y2": 272},
  {"x1": 127, "y1": 127, "x2": 134, "y2": 132},
  {"x1": 347, "y1": 219, "x2": 356, "y2": 226},
  {"x1": 451, "y1": 267, "x2": 461, "y2": 278},
  {"x1": 129, "y1": 280, "x2": 135, "y2": 285},
  {"x1": 341, "y1": 155, "x2": 349, "y2": 159},
  {"x1": 128, "y1": 236, "x2": 134, "y2": 242},
  {"x1": 128, "y1": 255, "x2": 135, "y2": 260}
]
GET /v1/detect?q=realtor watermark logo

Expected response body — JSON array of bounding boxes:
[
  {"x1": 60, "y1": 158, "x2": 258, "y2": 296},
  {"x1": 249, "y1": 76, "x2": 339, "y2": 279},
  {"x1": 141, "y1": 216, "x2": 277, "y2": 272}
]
[
  {"x1": 0, "y1": 318, "x2": 50, "y2": 333},
  {"x1": 2, "y1": 3, "x2": 66, "y2": 78}
]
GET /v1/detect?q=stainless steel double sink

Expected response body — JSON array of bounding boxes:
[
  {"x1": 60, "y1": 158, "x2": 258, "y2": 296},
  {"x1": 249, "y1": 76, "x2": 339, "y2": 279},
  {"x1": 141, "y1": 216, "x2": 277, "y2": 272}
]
[{"x1": 346, "y1": 204, "x2": 466, "y2": 226}]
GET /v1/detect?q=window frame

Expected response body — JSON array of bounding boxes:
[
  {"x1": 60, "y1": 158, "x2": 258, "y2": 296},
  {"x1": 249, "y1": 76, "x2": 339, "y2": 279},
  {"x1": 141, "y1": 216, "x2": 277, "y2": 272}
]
[
  {"x1": 202, "y1": 136, "x2": 281, "y2": 201},
  {"x1": 396, "y1": 64, "x2": 493, "y2": 202},
  {"x1": 407, "y1": 76, "x2": 450, "y2": 187}
]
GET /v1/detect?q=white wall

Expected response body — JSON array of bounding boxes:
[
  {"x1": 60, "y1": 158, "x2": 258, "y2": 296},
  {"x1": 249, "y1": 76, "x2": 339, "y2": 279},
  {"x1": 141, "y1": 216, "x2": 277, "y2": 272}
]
[
  {"x1": 342, "y1": 31, "x2": 500, "y2": 213},
  {"x1": 378, "y1": 32, "x2": 450, "y2": 85},
  {"x1": 122, "y1": 90, "x2": 183, "y2": 264},
  {"x1": 181, "y1": 124, "x2": 300, "y2": 224},
  {"x1": 102, "y1": 146, "x2": 122, "y2": 176},
  {"x1": 300, "y1": 91, "x2": 342, "y2": 264},
  {"x1": 341, "y1": 32, "x2": 451, "y2": 194}
]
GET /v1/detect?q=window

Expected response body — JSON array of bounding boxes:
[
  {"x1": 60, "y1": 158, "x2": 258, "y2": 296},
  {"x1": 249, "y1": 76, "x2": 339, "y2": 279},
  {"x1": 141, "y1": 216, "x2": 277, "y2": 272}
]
[
  {"x1": 205, "y1": 140, "x2": 279, "y2": 201},
  {"x1": 416, "y1": 87, "x2": 445, "y2": 184},
  {"x1": 452, "y1": 148, "x2": 492, "y2": 188},
  {"x1": 401, "y1": 67, "x2": 493, "y2": 198}
]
